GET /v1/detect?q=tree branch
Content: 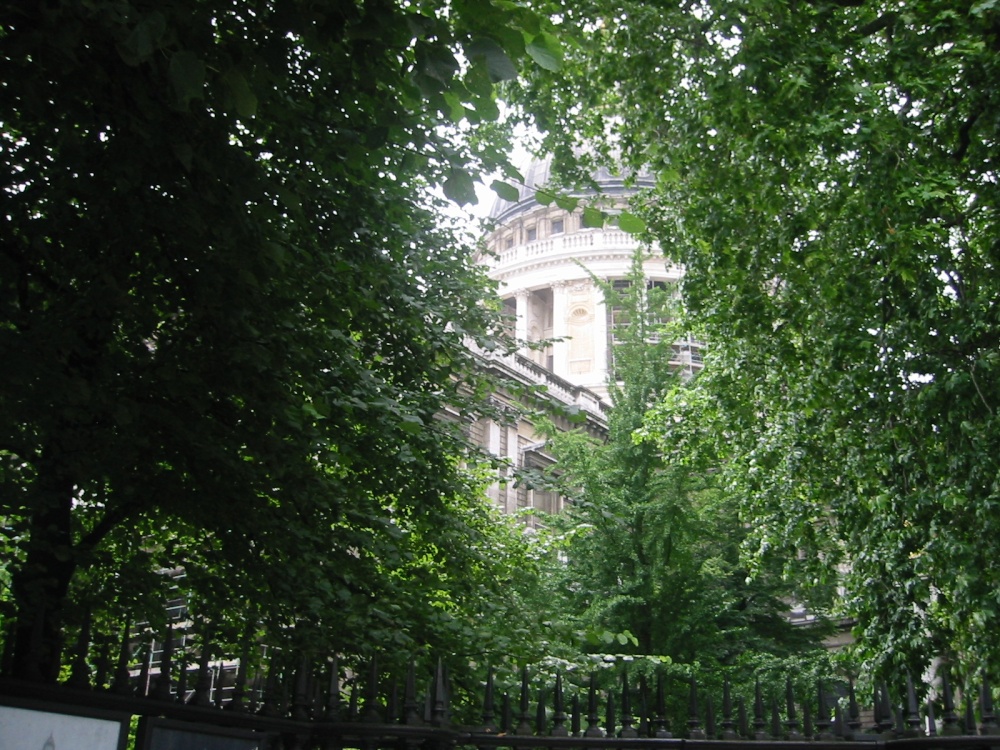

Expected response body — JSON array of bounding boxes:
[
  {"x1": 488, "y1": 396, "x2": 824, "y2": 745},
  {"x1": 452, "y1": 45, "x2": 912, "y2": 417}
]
[
  {"x1": 856, "y1": 12, "x2": 898, "y2": 39},
  {"x1": 76, "y1": 503, "x2": 135, "y2": 559},
  {"x1": 970, "y1": 360, "x2": 994, "y2": 416},
  {"x1": 805, "y1": 0, "x2": 866, "y2": 6},
  {"x1": 953, "y1": 108, "x2": 982, "y2": 162}
]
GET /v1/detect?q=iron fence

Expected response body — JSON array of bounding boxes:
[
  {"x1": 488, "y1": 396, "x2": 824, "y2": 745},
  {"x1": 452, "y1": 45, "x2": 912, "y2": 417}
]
[{"x1": 1, "y1": 620, "x2": 999, "y2": 750}]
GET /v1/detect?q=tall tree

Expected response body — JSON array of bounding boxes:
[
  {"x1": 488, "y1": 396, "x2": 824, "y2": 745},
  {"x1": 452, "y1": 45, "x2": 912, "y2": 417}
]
[
  {"x1": 0, "y1": 0, "x2": 558, "y2": 680},
  {"x1": 532, "y1": 253, "x2": 823, "y2": 666},
  {"x1": 514, "y1": 0, "x2": 1000, "y2": 674}
]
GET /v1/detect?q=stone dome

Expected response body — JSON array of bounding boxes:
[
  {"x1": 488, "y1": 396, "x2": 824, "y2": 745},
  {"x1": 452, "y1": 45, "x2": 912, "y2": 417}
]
[{"x1": 488, "y1": 154, "x2": 653, "y2": 223}]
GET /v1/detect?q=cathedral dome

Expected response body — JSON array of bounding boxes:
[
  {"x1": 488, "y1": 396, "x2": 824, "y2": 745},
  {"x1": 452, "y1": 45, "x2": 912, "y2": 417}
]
[{"x1": 488, "y1": 154, "x2": 651, "y2": 223}]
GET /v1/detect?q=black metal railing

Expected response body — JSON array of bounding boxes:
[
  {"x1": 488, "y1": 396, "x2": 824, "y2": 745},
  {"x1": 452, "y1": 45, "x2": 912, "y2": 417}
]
[{"x1": 2, "y1": 620, "x2": 999, "y2": 750}]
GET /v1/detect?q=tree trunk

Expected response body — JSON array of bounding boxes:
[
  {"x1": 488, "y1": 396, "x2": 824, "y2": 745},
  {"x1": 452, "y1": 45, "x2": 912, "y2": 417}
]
[{"x1": 9, "y1": 467, "x2": 77, "y2": 682}]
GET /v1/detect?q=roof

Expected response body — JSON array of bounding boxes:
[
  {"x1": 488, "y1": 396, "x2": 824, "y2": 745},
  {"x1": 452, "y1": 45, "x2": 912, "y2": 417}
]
[{"x1": 488, "y1": 154, "x2": 654, "y2": 222}]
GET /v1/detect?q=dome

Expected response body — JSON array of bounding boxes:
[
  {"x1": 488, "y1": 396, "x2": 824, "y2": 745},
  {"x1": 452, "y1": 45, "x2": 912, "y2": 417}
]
[{"x1": 488, "y1": 154, "x2": 653, "y2": 222}]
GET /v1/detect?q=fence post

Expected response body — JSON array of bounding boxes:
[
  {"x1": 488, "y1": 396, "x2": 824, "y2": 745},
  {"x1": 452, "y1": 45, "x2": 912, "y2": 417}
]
[
  {"x1": 687, "y1": 677, "x2": 706, "y2": 740},
  {"x1": 903, "y1": 673, "x2": 922, "y2": 737},
  {"x1": 721, "y1": 677, "x2": 737, "y2": 740},
  {"x1": 785, "y1": 678, "x2": 803, "y2": 740},
  {"x1": 515, "y1": 666, "x2": 532, "y2": 735},
  {"x1": 620, "y1": 670, "x2": 637, "y2": 738},
  {"x1": 111, "y1": 618, "x2": 132, "y2": 695},
  {"x1": 403, "y1": 661, "x2": 421, "y2": 726},
  {"x1": 480, "y1": 666, "x2": 498, "y2": 733},
  {"x1": 152, "y1": 623, "x2": 173, "y2": 701},
  {"x1": 654, "y1": 672, "x2": 672, "y2": 738},
  {"x1": 67, "y1": 608, "x2": 92, "y2": 690},
  {"x1": 551, "y1": 673, "x2": 568, "y2": 737},
  {"x1": 846, "y1": 679, "x2": 862, "y2": 738},
  {"x1": 191, "y1": 630, "x2": 213, "y2": 707},
  {"x1": 980, "y1": 675, "x2": 999, "y2": 734},
  {"x1": 753, "y1": 679, "x2": 768, "y2": 740},
  {"x1": 941, "y1": 666, "x2": 962, "y2": 735},
  {"x1": 585, "y1": 672, "x2": 602, "y2": 737}
]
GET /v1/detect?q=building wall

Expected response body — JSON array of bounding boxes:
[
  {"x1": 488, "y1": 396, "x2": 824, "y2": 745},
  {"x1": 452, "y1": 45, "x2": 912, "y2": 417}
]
[
  {"x1": 478, "y1": 197, "x2": 689, "y2": 401},
  {"x1": 468, "y1": 158, "x2": 700, "y2": 521}
]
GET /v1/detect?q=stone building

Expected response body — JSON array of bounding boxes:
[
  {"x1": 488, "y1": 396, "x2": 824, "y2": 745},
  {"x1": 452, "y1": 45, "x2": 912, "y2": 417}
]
[{"x1": 470, "y1": 157, "x2": 702, "y2": 520}]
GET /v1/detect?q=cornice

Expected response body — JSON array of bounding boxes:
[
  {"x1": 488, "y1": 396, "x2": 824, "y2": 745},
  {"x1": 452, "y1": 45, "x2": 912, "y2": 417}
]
[{"x1": 489, "y1": 252, "x2": 683, "y2": 284}]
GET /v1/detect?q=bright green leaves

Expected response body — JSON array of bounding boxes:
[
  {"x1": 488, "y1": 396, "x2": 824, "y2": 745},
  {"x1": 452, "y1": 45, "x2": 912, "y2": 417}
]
[
  {"x1": 398, "y1": 414, "x2": 425, "y2": 435},
  {"x1": 582, "y1": 205, "x2": 605, "y2": 228},
  {"x1": 441, "y1": 92, "x2": 470, "y2": 123},
  {"x1": 582, "y1": 206, "x2": 646, "y2": 235},
  {"x1": 168, "y1": 50, "x2": 205, "y2": 110},
  {"x1": 511, "y1": 0, "x2": 1000, "y2": 672},
  {"x1": 617, "y1": 211, "x2": 646, "y2": 234},
  {"x1": 534, "y1": 187, "x2": 556, "y2": 205},
  {"x1": 585, "y1": 627, "x2": 639, "y2": 647},
  {"x1": 528, "y1": 250, "x2": 825, "y2": 666},
  {"x1": 553, "y1": 195, "x2": 577, "y2": 212}
]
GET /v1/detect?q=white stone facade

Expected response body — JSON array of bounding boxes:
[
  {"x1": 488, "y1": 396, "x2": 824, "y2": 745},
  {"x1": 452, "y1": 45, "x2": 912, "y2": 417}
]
[
  {"x1": 477, "y1": 158, "x2": 693, "y2": 402},
  {"x1": 468, "y1": 157, "x2": 701, "y2": 522}
]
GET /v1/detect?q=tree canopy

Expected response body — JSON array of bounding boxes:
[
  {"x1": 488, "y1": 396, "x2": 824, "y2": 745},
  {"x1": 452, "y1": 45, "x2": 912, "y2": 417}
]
[
  {"x1": 528, "y1": 254, "x2": 826, "y2": 670},
  {"x1": 514, "y1": 0, "x2": 1000, "y2": 675},
  {"x1": 0, "y1": 0, "x2": 559, "y2": 681}
]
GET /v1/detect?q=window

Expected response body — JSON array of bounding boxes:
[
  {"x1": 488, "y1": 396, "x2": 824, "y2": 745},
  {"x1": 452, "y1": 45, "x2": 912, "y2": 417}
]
[
  {"x1": 526, "y1": 226, "x2": 537, "y2": 242},
  {"x1": 551, "y1": 219, "x2": 564, "y2": 235},
  {"x1": 606, "y1": 279, "x2": 677, "y2": 375},
  {"x1": 608, "y1": 280, "x2": 633, "y2": 347},
  {"x1": 505, "y1": 237, "x2": 514, "y2": 249}
]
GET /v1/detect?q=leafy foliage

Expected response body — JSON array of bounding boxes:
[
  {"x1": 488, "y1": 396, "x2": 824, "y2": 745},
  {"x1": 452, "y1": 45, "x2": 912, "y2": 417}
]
[
  {"x1": 0, "y1": 0, "x2": 558, "y2": 680},
  {"x1": 529, "y1": 253, "x2": 827, "y2": 673},
  {"x1": 514, "y1": 0, "x2": 1000, "y2": 676}
]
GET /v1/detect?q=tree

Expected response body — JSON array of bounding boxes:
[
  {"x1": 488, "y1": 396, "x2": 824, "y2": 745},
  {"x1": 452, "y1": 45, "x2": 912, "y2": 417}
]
[
  {"x1": 514, "y1": 0, "x2": 1000, "y2": 675},
  {"x1": 0, "y1": 0, "x2": 560, "y2": 681},
  {"x1": 530, "y1": 252, "x2": 825, "y2": 669}
]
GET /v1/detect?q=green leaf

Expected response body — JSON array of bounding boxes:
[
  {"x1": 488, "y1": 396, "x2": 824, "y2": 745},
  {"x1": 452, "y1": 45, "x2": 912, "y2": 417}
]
[
  {"x1": 493, "y1": 25, "x2": 527, "y2": 60},
  {"x1": 555, "y1": 195, "x2": 579, "y2": 212},
  {"x1": 119, "y1": 11, "x2": 167, "y2": 65},
  {"x1": 502, "y1": 164, "x2": 525, "y2": 183},
  {"x1": 657, "y1": 167, "x2": 681, "y2": 186},
  {"x1": 168, "y1": 50, "x2": 206, "y2": 110},
  {"x1": 442, "y1": 92, "x2": 468, "y2": 124},
  {"x1": 466, "y1": 37, "x2": 518, "y2": 82},
  {"x1": 490, "y1": 180, "x2": 521, "y2": 202},
  {"x1": 618, "y1": 211, "x2": 646, "y2": 234},
  {"x1": 535, "y1": 188, "x2": 555, "y2": 206},
  {"x1": 444, "y1": 168, "x2": 477, "y2": 206},
  {"x1": 399, "y1": 414, "x2": 425, "y2": 434},
  {"x1": 472, "y1": 91, "x2": 500, "y2": 121},
  {"x1": 582, "y1": 206, "x2": 605, "y2": 228},
  {"x1": 416, "y1": 41, "x2": 459, "y2": 84},
  {"x1": 464, "y1": 60, "x2": 494, "y2": 98},
  {"x1": 526, "y1": 32, "x2": 562, "y2": 72},
  {"x1": 223, "y1": 69, "x2": 257, "y2": 119}
]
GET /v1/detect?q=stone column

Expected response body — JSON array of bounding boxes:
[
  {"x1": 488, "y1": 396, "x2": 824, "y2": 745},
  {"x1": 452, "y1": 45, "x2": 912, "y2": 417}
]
[
  {"x1": 551, "y1": 280, "x2": 569, "y2": 378},
  {"x1": 506, "y1": 423, "x2": 520, "y2": 514},
  {"x1": 514, "y1": 288, "x2": 530, "y2": 355},
  {"x1": 592, "y1": 280, "x2": 610, "y2": 382}
]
